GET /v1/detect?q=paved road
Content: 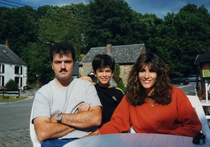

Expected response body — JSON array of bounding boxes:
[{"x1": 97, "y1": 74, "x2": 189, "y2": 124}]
[
  {"x1": 175, "y1": 81, "x2": 201, "y2": 95},
  {"x1": 0, "y1": 88, "x2": 38, "y2": 147}
]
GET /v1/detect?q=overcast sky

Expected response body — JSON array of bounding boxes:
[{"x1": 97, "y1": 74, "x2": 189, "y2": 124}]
[{"x1": 0, "y1": 0, "x2": 209, "y2": 19}]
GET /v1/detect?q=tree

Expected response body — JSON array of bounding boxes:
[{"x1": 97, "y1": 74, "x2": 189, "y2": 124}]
[
  {"x1": 173, "y1": 3, "x2": 210, "y2": 76},
  {"x1": 137, "y1": 13, "x2": 163, "y2": 52},
  {"x1": 0, "y1": 6, "x2": 37, "y2": 56},
  {"x1": 154, "y1": 13, "x2": 183, "y2": 77},
  {"x1": 34, "y1": 5, "x2": 53, "y2": 22},
  {"x1": 21, "y1": 41, "x2": 54, "y2": 85},
  {"x1": 86, "y1": 0, "x2": 135, "y2": 49},
  {"x1": 113, "y1": 64, "x2": 125, "y2": 92},
  {"x1": 153, "y1": 3, "x2": 210, "y2": 77},
  {"x1": 38, "y1": 4, "x2": 88, "y2": 61}
]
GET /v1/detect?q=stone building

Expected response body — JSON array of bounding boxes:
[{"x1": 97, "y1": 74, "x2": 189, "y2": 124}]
[{"x1": 79, "y1": 44, "x2": 146, "y2": 86}]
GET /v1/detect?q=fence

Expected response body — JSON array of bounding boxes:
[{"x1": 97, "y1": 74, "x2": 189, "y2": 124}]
[{"x1": 0, "y1": 89, "x2": 20, "y2": 98}]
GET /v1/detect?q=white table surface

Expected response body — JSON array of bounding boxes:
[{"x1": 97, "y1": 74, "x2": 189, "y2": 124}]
[{"x1": 63, "y1": 133, "x2": 210, "y2": 147}]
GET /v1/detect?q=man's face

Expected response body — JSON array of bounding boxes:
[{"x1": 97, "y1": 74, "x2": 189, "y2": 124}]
[
  {"x1": 94, "y1": 66, "x2": 114, "y2": 87},
  {"x1": 51, "y1": 53, "x2": 75, "y2": 82}
]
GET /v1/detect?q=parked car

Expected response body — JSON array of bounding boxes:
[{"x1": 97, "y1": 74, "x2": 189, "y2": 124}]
[
  {"x1": 171, "y1": 77, "x2": 189, "y2": 85},
  {"x1": 188, "y1": 74, "x2": 201, "y2": 82}
]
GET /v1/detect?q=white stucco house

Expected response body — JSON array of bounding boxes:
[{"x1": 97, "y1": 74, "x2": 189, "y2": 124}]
[{"x1": 0, "y1": 42, "x2": 27, "y2": 90}]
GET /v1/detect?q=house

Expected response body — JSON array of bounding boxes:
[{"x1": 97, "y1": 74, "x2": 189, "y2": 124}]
[
  {"x1": 72, "y1": 62, "x2": 80, "y2": 78},
  {"x1": 195, "y1": 54, "x2": 210, "y2": 93},
  {"x1": 79, "y1": 44, "x2": 146, "y2": 86},
  {"x1": 0, "y1": 41, "x2": 27, "y2": 90}
]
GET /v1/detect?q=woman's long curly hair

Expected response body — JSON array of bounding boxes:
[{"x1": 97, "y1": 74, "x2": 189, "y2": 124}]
[{"x1": 126, "y1": 52, "x2": 172, "y2": 106}]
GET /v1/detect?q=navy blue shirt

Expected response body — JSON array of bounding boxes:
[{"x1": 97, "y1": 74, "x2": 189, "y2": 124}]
[{"x1": 94, "y1": 83, "x2": 124, "y2": 128}]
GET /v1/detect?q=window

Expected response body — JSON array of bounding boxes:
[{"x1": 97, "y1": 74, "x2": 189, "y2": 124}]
[
  {"x1": 0, "y1": 76, "x2": 4, "y2": 87},
  {"x1": 15, "y1": 66, "x2": 22, "y2": 75},
  {"x1": 0, "y1": 64, "x2": 4, "y2": 73},
  {"x1": 15, "y1": 77, "x2": 22, "y2": 87}
]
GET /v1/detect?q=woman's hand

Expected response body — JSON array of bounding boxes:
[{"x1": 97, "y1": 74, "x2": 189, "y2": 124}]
[
  {"x1": 84, "y1": 130, "x2": 101, "y2": 137},
  {"x1": 79, "y1": 76, "x2": 93, "y2": 82}
]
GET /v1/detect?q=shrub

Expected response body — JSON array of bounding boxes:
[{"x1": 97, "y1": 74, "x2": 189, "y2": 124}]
[
  {"x1": 117, "y1": 78, "x2": 126, "y2": 93},
  {"x1": 114, "y1": 63, "x2": 126, "y2": 93},
  {"x1": 5, "y1": 79, "x2": 18, "y2": 90}
]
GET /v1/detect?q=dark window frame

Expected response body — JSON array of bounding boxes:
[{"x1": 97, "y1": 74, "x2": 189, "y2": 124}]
[
  {"x1": 14, "y1": 66, "x2": 22, "y2": 75},
  {"x1": 0, "y1": 64, "x2": 4, "y2": 73},
  {"x1": 15, "y1": 77, "x2": 22, "y2": 87}
]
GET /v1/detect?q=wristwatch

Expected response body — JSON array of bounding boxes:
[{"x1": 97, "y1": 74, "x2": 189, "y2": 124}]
[{"x1": 56, "y1": 114, "x2": 62, "y2": 122}]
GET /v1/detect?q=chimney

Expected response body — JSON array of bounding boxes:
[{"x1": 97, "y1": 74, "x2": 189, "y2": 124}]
[
  {"x1": 107, "y1": 44, "x2": 112, "y2": 54},
  {"x1": 5, "y1": 40, "x2": 9, "y2": 48}
]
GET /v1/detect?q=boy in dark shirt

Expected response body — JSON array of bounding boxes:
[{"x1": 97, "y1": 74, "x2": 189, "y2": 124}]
[{"x1": 92, "y1": 54, "x2": 124, "y2": 127}]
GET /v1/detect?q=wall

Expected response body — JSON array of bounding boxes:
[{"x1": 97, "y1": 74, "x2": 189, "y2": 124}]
[
  {"x1": 0, "y1": 63, "x2": 27, "y2": 89},
  {"x1": 79, "y1": 63, "x2": 92, "y2": 76},
  {"x1": 119, "y1": 65, "x2": 133, "y2": 86}
]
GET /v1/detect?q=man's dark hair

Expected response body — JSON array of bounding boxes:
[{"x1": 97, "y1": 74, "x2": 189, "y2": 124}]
[
  {"x1": 50, "y1": 42, "x2": 75, "y2": 62},
  {"x1": 92, "y1": 54, "x2": 115, "y2": 72}
]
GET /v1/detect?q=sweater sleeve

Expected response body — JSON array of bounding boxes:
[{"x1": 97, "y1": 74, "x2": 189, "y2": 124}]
[
  {"x1": 170, "y1": 88, "x2": 202, "y2": 137},
  {"x1": 99, "y1": 96, "x2": 131, "y2": 134}
]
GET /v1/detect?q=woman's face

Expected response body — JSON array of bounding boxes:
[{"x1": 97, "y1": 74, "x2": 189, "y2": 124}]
[{"x1": 138, "y1": 64, "x2": 157, "y2": 96}]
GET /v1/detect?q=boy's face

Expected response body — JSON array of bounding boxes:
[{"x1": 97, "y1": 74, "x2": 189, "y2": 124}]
[{"x1": 94, "y1": 66, "x2": 114, "y2": 87}]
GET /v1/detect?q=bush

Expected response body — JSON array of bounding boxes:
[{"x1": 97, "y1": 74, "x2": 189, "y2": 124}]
[
  {"x1": 117, "y1": 78, "x2": 126, "y2": 93},
  {"x1": 5, "y1": 79, "x2": 18, "y2": 90},
  {"x1": 114, "y1": 63, "x2": 126, "y2": 93}
]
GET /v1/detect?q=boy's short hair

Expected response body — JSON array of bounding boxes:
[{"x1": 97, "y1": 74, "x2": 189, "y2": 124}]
[
  {"x1": 92, "y1": 54, "x2": 115, "y2": 72},
  {"x1": 50, "y1": 42, "x2": 75, "y2": 62}
]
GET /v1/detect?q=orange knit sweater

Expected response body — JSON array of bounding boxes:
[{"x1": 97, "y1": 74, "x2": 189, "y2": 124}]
[{"x1": 99, "y1": 87, "x2": 202, "y2": 137}]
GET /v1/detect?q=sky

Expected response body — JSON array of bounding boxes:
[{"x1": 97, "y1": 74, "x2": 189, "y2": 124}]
[{"x1": 0, "y1": 0, "x2": 210, "y2": 19}]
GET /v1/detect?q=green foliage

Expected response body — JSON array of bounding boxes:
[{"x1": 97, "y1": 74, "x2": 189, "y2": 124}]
[
  {"x1": 114, "y1": 63, "x2": 120, "y2": 76},
  {"x1": 38, "y1": 4, "x2": 88, "y2": 60},
  {"x1": 21, "y1": 42, "x2": 54, "y2": 85},
  {"x1": 5, "y1": 79, "x2": 18, "y2": 90},
  {"x1": 151, "y1": 3, "x2": 210, "y2": 77},
  {"x1": 113, "y1": 64, "x2": 125, "y2": 93},
  {"x1": 1, "y1": 2, "x2": 210, "y2": 85},
  {"x1": 0, "y1": 6, "x2": 37, "y2": 56},
  {"x1": 117, "y1": 78, "x2": 126, "y2": 93},
  {"x1": 86, "y1": 0, "x2": 136, "y2": 49}
]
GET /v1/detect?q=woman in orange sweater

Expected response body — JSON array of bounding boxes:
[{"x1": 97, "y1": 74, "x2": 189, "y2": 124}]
[{"x1": 88, "y1": 52, "x2": 201, "y2": 138}]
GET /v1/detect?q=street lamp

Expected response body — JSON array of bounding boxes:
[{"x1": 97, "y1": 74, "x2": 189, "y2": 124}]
[
  {"x1": 36, "y1": 74, "x2": 39, "y2": 87},
  {"x1": 45, "y1": 42, "x2": 54, "y2": 46}
]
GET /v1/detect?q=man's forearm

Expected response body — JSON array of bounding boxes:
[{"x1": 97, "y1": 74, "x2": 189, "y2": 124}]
[
  {"x1": 44, "y1": 123, "x2": 75, "y2": 140},
  {"x1": 60, "y1": 106, "x2": 102, "y2": 128},
  {"x1": 34, "y1": 117, "x2": 75, "y2": 141}
]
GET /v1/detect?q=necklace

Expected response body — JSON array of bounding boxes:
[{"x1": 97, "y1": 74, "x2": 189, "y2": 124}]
[{"x1": 147, "y1": 98, "x2": 155, "y2": 107}]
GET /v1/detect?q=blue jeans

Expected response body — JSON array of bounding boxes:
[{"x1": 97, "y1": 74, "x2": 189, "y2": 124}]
[{"x1": 41, "y1": 138, "x2": 78, "y2": 147}]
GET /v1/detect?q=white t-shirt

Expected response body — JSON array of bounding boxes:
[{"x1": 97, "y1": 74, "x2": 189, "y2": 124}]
[{"x1": 32, "y1": 78, "x2": 102, "y2": 139}]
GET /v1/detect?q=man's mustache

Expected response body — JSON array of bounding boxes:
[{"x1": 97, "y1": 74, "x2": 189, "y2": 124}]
[{"x1": 59, "y1": 69, "x2": 68, "y2": 72}]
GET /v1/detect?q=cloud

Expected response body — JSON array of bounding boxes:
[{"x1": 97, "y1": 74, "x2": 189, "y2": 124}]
[
  {"x1": 20, "y1": 0, "x2": 210, "y2": 19},
  {"x1": 126, "y1": 0, "x2": 210, "y2": 18},
  {"x1": 22, "y1": 0, "x2": 85, "y2": 5}
]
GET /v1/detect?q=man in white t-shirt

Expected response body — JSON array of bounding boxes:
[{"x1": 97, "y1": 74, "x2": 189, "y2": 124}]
[{"x1": 31, "y1": 42, "x2": 102, "y2": 147}]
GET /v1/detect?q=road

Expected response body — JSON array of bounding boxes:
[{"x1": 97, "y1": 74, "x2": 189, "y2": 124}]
[
  {"x1": 175, "y1": 81, "x2": 201, "y2": 95},
  {"x1": 0, "y1": 99, "x2": 33, "y2": 132},
  {"x1": 0, "y1": 88, "x2": 38, "y2": 147},
  {"x1": 0, "y1": 83, "x2": 199, "y2": 147}
]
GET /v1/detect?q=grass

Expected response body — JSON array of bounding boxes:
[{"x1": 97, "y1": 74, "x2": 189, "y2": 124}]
[{"x1": 0, "y1": 95, "x2": 27, "y2": 102}]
